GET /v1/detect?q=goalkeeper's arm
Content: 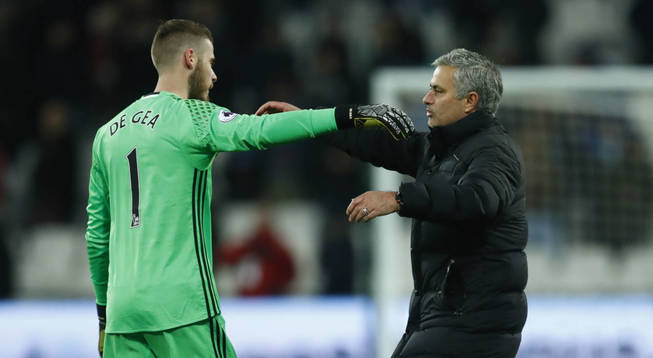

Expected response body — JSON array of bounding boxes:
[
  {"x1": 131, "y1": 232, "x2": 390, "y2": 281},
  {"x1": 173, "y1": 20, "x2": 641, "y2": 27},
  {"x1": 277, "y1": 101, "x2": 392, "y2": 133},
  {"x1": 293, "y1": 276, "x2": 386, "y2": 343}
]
[
  {"x1": 255, "y1": 101, "x2": 415, "y2": 141},
  {"x1": 256, "y1": 101, "x2": 422, "y2": 175},
  {"x1": 86, "y1": 131, "x2": 110, "y2": 357}
]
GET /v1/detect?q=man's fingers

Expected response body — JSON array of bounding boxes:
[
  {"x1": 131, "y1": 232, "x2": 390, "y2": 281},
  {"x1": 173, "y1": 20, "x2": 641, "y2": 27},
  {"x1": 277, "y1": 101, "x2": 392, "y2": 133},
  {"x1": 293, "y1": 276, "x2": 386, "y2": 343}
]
[
  {"x1": 361, "y1": 209, "x2": 377, "y2": 223},
  {"x1": 347, "y1": 194, "x2": 380, "y2": 222},
  {"x1": 347, "y1": 202, "x2": 363, "y2": 222},
  {"x1": 254, "y1": 104, "x2": 268, "y2": 116},
  {"x1": 256, "y1": 101, "x2": 302, "y2": 115},
  {"x1": 346, "y1": 202, "x2": 354, "y2": 216},
  {"x1": 346, "y1": 196, "x2": 363, "y2": 216},
  {"x1": 351, "y1": 208, "x2": 363, "y2": 222},
  {"x1": 347, "y1": 204, "x2": 363, "y2": 220},
  {"x1": 351, "y1": 205, "x2": 374, "y2": 223},
  {"x1": 348, "y1": 206, "x2": 362, "y2": 222},
  {"x1": 255, "y1": 102, "x2": 275, "y2": 116},
  {"x1": 255, "y1": 101, "x2": 285, "y2": 115}
]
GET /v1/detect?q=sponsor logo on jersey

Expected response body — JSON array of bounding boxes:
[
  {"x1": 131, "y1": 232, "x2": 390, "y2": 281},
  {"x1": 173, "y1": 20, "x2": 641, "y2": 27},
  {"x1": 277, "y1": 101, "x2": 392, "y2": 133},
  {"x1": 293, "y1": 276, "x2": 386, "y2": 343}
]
[{"x1": 218, "y1": 111, "x2": 238, "y2": 123}]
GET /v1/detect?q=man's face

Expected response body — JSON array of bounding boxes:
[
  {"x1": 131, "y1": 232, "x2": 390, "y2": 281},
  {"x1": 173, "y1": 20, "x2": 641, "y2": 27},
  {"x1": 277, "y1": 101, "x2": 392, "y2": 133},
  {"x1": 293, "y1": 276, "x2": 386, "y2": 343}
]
[
  {"x1": 422, "y1": 65, "x2": 469, "y2": 128},
  {"x1": 188, "y1": 38, "x2": 217, "y2": 101}
]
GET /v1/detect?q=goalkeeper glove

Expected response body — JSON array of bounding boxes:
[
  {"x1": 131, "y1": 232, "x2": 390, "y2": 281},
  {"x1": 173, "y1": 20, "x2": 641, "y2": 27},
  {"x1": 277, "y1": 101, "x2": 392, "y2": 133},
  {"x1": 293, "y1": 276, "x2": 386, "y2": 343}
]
[
  {"x1": 335, "y1": 104, "x2": 414, "y2": 140},
  {"x1": 97, "y1": 304, "x2": 106, "y2": 357}
]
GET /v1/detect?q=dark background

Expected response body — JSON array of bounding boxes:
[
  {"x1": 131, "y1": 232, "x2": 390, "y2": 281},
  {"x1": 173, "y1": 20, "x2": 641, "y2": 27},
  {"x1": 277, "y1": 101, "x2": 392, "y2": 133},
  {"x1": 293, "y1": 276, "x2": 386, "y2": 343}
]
[{"x1": 1, "y1": 0, "x2": 653, "y2": 298}]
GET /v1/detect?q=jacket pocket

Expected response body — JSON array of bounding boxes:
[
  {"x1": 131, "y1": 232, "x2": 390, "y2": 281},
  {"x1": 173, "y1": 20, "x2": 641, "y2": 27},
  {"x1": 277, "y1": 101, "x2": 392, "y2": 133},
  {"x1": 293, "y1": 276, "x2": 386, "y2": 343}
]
[
  {"x1": 418, "y1": 259, "x2": 464, "y2": 324},
  {"x1": 438, "y1": 258, "x2": 465, "y2": 314},
  {"x1": 438, "y1": 258, "x2": 455, "y2": 294}
]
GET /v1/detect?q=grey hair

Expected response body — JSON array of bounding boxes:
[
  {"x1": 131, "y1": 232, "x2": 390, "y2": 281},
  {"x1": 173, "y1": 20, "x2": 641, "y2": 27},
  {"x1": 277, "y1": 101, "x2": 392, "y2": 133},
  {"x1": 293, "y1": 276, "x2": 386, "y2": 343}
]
[{"x1": 433, "y1": 48, "x2": 503, "y2": 116}]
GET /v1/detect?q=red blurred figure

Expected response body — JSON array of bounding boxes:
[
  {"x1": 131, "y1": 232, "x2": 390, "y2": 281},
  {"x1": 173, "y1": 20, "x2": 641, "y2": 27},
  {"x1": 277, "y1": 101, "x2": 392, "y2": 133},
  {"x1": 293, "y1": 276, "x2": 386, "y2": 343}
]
[{"x1": 218, "y1": 218, "x2": 295, "y2": 296}]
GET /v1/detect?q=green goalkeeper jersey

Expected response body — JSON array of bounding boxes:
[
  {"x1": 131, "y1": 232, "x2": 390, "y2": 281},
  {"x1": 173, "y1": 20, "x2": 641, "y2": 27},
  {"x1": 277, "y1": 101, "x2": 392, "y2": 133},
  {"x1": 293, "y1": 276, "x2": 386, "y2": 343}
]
[{"x1": 86, "y1": 91, "x2": 336, "y2": 333}]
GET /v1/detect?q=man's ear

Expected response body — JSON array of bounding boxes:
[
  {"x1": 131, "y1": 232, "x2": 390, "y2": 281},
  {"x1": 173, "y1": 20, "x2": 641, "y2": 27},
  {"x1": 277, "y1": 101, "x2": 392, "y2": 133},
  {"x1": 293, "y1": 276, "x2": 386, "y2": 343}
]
[
  {"x1": 183, "y1": 48, "x2": 195, "y2": 70},
  {"x1": 464, "y1": 91, "x2": 479, "y2": 113}
]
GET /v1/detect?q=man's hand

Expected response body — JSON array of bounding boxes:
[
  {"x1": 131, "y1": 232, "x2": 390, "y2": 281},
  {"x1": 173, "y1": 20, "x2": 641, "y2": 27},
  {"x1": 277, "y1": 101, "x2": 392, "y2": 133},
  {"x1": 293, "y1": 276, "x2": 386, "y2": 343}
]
[
  {"x1": 335, "y1": 104, "x2": 415, "y2": 140},
  {"x1": 97, "y1": 304, "x2": 106, "y2": 357},
  {"x1": 346, "y1": 191, "x2": 400, "y2": 223},
  {"x1": 256, "y1": 101, "x2": 301, "y2": 115}
]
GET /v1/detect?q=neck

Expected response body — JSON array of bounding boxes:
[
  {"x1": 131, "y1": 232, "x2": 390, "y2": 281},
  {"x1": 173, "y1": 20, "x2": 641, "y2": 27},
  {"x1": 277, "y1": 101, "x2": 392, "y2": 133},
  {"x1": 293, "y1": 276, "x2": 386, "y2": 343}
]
[{"x1": 154, "y1": 72, "x2": 189, "y2": 99}]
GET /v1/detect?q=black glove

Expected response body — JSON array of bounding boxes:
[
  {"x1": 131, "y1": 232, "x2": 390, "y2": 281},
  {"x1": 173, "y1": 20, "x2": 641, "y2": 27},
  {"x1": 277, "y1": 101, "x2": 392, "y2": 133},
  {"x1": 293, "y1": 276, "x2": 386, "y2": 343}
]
[
  {"x1": 97, "y1": 304, "x2": 106, "y2": 357},
  {"x1": 335, "y1": 104, "x2": 414, "y2": 140}
]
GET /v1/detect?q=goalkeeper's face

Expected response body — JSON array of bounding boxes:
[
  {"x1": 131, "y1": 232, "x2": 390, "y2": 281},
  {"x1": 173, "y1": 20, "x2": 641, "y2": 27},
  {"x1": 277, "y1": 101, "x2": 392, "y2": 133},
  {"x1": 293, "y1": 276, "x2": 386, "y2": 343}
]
[
  {"x1": 423, "y1": 65, "x2": 470, "y2": 128},
  {"x1": 188, "y1": 38, "x2": 217, "y2": 101}
]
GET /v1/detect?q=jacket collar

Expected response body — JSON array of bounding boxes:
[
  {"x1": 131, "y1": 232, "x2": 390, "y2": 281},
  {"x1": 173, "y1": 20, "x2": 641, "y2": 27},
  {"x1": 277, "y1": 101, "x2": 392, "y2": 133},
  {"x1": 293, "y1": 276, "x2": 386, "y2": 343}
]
[{"x1": 428, "y1": 111, "x2": 496, "y2": 152}]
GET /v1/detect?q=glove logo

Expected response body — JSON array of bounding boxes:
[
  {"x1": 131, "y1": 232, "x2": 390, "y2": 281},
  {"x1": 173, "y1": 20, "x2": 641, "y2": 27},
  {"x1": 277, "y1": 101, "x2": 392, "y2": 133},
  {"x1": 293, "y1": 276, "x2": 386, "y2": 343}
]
[{"x1": 218, "y1": 111, "x2": 238, "y2": 123}]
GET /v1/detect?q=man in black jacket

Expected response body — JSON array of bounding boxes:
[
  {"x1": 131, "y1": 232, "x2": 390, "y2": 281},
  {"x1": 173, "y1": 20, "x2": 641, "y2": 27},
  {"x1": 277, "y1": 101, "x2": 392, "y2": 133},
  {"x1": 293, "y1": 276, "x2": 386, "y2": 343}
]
[{"x1": 257, "y1": 48, "x2": 527, "y2": 357}]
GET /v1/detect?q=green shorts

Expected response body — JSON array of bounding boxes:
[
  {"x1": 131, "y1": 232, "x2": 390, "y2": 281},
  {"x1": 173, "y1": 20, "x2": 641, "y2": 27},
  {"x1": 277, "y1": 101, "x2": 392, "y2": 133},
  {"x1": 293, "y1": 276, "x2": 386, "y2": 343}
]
[{"x1": 104, "y1": 315, "x2": 236, "y2": 358}]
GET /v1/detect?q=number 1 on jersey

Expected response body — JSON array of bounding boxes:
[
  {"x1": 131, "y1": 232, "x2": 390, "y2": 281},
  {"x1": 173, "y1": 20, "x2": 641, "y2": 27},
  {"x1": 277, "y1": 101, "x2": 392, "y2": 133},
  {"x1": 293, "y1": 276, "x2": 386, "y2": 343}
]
[{"x1": 126, "y1": 147, "x2": 141, "y2": 227}]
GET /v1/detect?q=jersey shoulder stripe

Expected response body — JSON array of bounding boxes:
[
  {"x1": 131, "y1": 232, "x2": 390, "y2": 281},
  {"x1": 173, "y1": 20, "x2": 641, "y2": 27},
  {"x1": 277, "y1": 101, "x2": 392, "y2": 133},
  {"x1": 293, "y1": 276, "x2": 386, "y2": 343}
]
[{"x1": 184, "y1": 99, "x2": 228, "y2": 148}]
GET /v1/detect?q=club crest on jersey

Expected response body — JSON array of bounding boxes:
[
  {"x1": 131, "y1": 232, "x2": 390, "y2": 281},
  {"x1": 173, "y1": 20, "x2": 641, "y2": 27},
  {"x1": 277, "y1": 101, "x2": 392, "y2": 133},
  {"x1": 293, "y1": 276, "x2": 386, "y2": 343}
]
[{"x1": 218, "y1": 111, "x2": 238, "y2": 123}]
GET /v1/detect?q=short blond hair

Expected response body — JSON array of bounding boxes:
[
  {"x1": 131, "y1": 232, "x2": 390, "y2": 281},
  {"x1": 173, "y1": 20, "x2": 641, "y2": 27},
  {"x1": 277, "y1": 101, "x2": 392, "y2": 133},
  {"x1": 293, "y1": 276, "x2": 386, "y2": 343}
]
[{"x1": 151, "y1": 19, "x2": 213, "y2": 73}]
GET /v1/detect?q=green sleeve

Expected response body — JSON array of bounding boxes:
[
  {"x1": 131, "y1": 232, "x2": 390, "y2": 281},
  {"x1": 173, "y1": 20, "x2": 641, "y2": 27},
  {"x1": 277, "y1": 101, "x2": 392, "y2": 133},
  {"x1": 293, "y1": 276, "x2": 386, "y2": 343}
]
[
  {"x1": 85, "y1": 130, "x2": 110, "y2": 306},
  {"x1": 209, "y1": 108, "x2": 337, "y2": 152},
  {"x1": 184, "y1": 99, "x2": 337, "y2": 152}
]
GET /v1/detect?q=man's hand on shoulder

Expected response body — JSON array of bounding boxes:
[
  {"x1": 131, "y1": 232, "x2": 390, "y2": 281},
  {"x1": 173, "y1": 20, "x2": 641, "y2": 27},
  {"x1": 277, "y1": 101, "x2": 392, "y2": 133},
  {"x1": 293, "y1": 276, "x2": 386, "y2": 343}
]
[{"x1": 256, "y1": 101, "x2": 301, "y2": 115}]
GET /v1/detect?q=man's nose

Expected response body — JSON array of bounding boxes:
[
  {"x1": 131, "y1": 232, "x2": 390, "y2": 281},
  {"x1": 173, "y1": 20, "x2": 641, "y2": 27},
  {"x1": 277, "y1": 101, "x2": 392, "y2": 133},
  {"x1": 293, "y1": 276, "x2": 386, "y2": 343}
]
[{"x1": 423, "y1": 92, "x2": 431, "y2": 104}]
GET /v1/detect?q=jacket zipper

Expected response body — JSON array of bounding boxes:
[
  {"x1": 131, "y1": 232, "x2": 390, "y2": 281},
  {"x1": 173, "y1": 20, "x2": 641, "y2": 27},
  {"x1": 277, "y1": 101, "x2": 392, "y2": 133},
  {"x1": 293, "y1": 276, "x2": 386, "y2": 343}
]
[{"x1": 438, "y1": 258, "x2": 455, "y2": 294}]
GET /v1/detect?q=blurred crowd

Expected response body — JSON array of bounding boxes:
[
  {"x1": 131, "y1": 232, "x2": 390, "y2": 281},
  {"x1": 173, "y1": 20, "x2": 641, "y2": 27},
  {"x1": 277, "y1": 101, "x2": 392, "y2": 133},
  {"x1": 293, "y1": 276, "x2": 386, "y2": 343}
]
[{"x1": 1, "y1": 0, "x2": 653, "y2": 298}]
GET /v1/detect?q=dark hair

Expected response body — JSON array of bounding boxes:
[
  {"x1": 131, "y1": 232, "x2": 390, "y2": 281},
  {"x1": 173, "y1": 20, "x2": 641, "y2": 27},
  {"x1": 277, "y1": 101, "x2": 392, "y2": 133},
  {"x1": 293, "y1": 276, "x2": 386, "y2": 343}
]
[{"x1": 150, "y1": 19, "x2": 213, "y2": 72}]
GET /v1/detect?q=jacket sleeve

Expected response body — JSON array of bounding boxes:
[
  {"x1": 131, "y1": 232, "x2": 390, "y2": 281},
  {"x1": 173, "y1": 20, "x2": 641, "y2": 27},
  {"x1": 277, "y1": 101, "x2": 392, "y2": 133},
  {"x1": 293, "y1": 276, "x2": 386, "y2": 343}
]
[
  {"x1": 321, "y1": 128, "x2": 424, "y2": 177},
  {"x1": 85, "y1": 131, "x2": 110, "y2": 306},
  {"x1": 398, "y1": 146, "x2": 521, "y2": 222}
]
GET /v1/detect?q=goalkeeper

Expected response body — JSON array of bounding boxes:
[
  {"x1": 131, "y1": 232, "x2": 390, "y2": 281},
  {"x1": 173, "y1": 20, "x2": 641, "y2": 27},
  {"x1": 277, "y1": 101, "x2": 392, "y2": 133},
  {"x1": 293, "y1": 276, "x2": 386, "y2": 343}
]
[{"x1": 85, "y1": 19, "x2": 413, "y2": 358}]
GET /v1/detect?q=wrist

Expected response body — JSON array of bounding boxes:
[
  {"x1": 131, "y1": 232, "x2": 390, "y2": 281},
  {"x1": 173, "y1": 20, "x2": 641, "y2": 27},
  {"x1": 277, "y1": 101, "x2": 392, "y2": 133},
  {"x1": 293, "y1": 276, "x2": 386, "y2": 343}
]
[
  {"x1": 334, "y1": 105, "x2": 355, "y2": 130},
  {"x1": 393, "y1": 190, "x2": 403, "y2": 213},
  {"x1": 97, "y1": 304, "x2": 107, "y2": 327}
]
